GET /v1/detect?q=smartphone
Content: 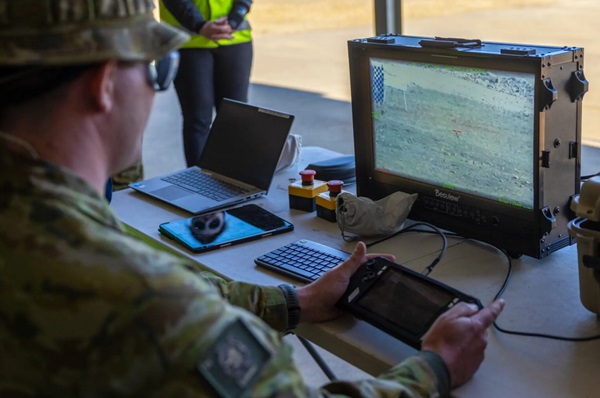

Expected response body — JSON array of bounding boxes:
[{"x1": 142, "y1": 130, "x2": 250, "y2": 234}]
[
  {"x1": 158, "y1": 204, "x2": 294, "y2": 253},
  {"x1": 337, "y1": 256, "x2": 482, "y2": 349}
]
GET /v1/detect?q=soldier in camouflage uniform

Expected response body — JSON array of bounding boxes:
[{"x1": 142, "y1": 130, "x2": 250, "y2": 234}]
[
  {"x1": 111, "y1": 160, "x2": 144, "y2": 191},
  {"x1": 0, "y1": 0, "x2": 505, "y2": 396}
]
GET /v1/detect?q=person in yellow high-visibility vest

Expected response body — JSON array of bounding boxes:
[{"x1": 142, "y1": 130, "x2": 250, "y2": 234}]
[{"x1": 160, "y1": 0, "x2": 253, "y2": 167}]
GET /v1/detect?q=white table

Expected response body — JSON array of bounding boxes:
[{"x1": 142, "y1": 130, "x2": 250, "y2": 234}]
[{"x1": 111, "y1": 147, "x2": 600, "y2": 398}]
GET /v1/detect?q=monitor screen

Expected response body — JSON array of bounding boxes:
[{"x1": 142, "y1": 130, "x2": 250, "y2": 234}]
[
  {"x1": 370, "y1": 57, "x2": 536, "y2": 210},
  {"x1": 356, "y1": 266, "x2": 455, "y2": 336},
  {"x1": 349, "y1": 35, "x2": 582, "y2": 258}
]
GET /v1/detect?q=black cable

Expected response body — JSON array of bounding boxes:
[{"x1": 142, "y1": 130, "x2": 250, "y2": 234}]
[
  {"x1": 296, "y1": 334, "x2": 338, "y2": 381},
  {"x1": 367, "y1": 226, "x2": 600, "y2": 341},
  {"x1": 490, "y1": 246, "x2": 512, "y2": 300},
  {"x1": 301, "y1": 221, "x2": 448, "y2": 380},
  {"x1": 491, "y1": 245, "x2": 600, "y2": 342},
  {"x1": 366, "y1": 222, "x2": 448, "y2": 276},
  {"x1": 580, "y1": 172, "x2": 600, "y2": 181}
]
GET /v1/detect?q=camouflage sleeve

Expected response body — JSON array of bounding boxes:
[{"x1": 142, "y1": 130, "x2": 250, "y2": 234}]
[
  {"x1": 123, "y1": 226, "x2": 290, "y2": 332},
  {"x1": 194, "y1": 271, "x2": 289, "y2": 332},
  {"x1": 42, "y1": 237, "x2": 445, "y2": 397},
  {"x1": 83, "y1": 258, "x2": 448, "y2": 397},
  {"x1": 151, "y1": 308, "x2": 449, "y2": 398},
  {"x1": 318, "y1": 351, "x2": 450, "y2": 397},
  {"x1": 147, "y1": 303, "x2": 313, "y2": 398},
  {"x1": 164, "y1": 261, "x2": 450, "y2": 397},
  {"x1": 76, "y1": 252, "x2": 309, "y2": 397},
  {"x1": 117, "y1": 235, "x2": 447, "y2": 396}
]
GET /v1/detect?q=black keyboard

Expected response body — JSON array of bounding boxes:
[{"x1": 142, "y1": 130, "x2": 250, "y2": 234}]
[
  {"x1": 255, "y1": 239, "x2": 351, "y2": 283},
  {"x1": 162, "y1": 169, "x2": 248, "y2": 202}
]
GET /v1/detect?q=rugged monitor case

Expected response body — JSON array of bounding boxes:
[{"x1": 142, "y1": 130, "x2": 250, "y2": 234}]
[{"x1": 348, "y1": 35, "x2": 588, "y2": 258}]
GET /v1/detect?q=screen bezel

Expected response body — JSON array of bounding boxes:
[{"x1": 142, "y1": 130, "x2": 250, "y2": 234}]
[
  {"x1": 339, "y1": 257, "x2": 482, "y2": 349},
  {"x1": 348, "y1": 41, "x2": 552, "y2": 256},
  {"x1": 354, "y1": 266, "x2": 458, "y2": 336},
  {"x1": 350, "y1": 44, "x2": 542, "y2": 222}
]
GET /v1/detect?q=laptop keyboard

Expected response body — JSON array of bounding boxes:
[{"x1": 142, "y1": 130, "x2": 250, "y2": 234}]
[
  {"x1": 162, "y1": 169, "x2": 249, "y2": 202},
  {"x1": 255, "y1": 239, "x2": 351, "y2": 283}
]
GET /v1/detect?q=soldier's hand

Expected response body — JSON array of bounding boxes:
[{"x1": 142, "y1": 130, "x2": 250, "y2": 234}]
[
  {"x1": 421, "y1": 299, "x2": 505, "y2": 388},
  {"x1": 296, "y1": 242, "x2": 395, "y2": 323}
]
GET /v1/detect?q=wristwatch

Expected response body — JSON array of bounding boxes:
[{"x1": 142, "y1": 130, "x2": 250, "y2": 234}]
[{"x1": 278, "y1": 284, "x2": 301, "y2": 331}]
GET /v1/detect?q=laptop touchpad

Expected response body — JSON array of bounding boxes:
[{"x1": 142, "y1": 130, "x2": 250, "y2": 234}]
[{"x1": 151, "y1": 185, "x2": 194, "y2": 201}]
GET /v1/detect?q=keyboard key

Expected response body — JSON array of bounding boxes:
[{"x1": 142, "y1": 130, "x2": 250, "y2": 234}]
[
  {"x1": 162, "y1": 169, "x2": 249, "y2": 201},
  {"x1": 254, "y1": 239, "x2": 351, "y2": 283}
]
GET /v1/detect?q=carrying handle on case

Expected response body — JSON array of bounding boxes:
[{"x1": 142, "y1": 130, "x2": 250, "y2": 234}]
[{"x1": 419, "y1": 36, "x2": 482, "y2": 49}]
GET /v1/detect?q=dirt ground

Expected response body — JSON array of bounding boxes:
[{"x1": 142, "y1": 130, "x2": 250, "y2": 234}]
[
  {"x1": 248, "y1": 0, "x2": 600, "y2": 146},
  {"x1": 375, "y1": 78, "x2": 535, "y2": 208},
  {"x1": 251, "y1": 0, "x2": 553, "y2": 36}
]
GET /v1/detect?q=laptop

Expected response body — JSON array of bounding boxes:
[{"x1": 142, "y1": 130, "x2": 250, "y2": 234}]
[{"x1": 129, "y1": 99, "x2": 295, "y2": 214}]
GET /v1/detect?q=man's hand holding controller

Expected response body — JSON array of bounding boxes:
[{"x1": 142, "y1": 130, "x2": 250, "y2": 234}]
[
  {"x1": 422, "y1": 299, "x2": 505, "y2": 388},
  {"x1": 297, "y1": 242, "x2": 506, "y2": 389}
]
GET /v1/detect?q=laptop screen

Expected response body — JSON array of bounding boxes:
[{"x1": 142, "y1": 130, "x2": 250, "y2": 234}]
[{"x1": 198, "y1": 99, "x2": 295, "y2": 190}]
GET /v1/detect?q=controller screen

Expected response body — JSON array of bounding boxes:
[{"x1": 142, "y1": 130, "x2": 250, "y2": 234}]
[{"x1": 356, "y1": 267, "x2": 456, "y2": 335}]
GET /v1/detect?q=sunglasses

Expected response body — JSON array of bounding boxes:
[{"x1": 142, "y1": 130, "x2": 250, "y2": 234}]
[{"x1": 147, "y1": 50, "x2": 180, "y2": 92}]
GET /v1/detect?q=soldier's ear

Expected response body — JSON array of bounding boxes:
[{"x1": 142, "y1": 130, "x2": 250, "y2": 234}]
[{"x1": 86, "y1": 60, "x2": 118, "y2": 113}]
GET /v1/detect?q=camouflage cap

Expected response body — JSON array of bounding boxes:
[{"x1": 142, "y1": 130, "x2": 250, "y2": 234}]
[{"x1": 0, "y1": 0, "x2": 189, "y2": 65}]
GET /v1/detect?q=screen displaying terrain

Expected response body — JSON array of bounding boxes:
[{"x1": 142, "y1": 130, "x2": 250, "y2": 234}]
[{"x1": 370, "y1": 58, "x2": 535, "y2": 209}]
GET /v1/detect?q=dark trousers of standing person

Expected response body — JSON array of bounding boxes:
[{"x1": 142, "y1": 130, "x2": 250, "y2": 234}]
[{"x1": 174, "y1": 41, "x2": 253, "y2": 167}]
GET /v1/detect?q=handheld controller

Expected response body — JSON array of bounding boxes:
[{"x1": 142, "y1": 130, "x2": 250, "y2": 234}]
[{"x1": 337, "y1": 256, "x2": 482, "y2": 348}]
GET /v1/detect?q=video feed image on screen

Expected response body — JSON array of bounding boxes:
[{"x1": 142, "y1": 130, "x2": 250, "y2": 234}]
[
  {"x1": 358, "y1": 269, "x2": 455, "y2": 336},
  {"x1": 370, "y1": 58, "x2": 536, "y2": 209}
]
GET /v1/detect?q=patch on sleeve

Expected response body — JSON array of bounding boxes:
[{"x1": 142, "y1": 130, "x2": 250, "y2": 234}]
[{"x1": 197, "y1": 318, "x2": 272, "y2": 398}]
